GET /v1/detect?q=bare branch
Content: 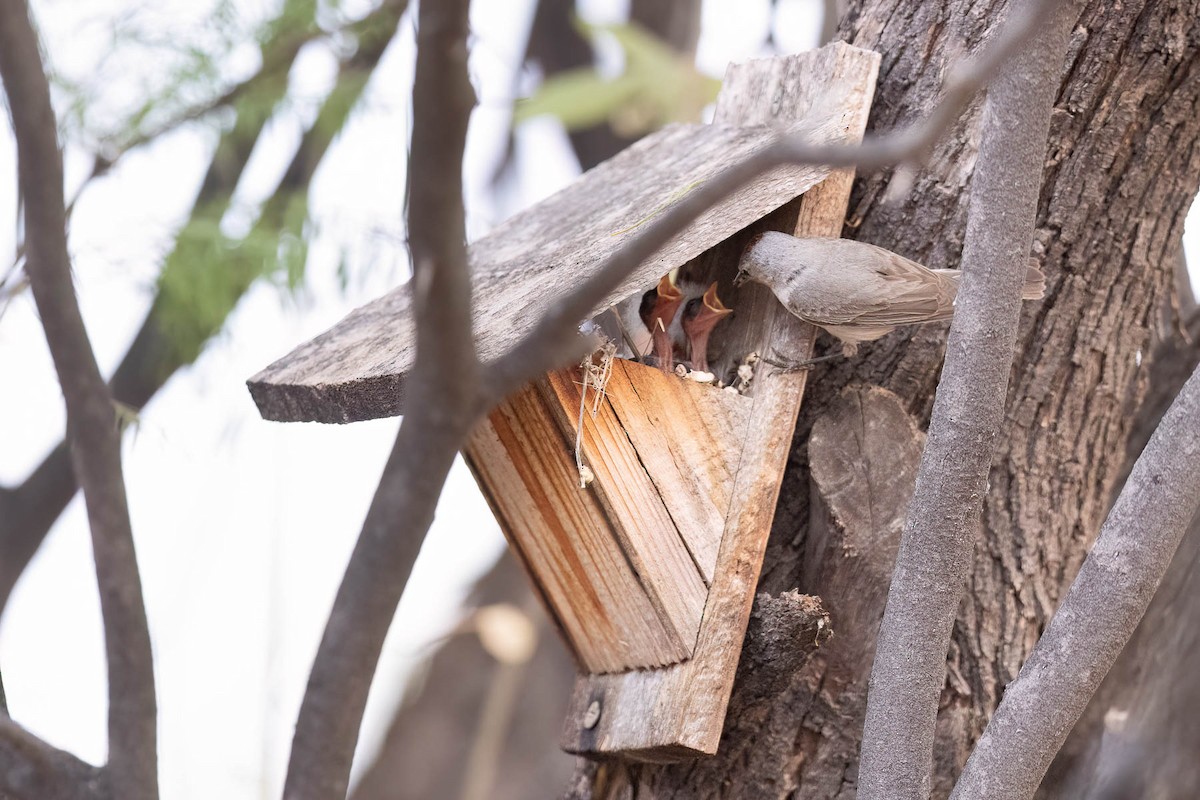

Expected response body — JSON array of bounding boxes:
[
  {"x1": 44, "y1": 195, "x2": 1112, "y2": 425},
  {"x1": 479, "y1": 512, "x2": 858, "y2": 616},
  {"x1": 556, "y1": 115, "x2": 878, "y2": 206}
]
[
  {"x1": 458, "y1": 610, "x2": 537, "y2": 800},
  {"x1": 854, "y1": 0, "x2": 1082, "y2": 797},
  {"x1": 483, "y1": 0, "x2": 1070, "y2": 396},
  {"x1": 0, "y1": 0, "x2": 157, "y2": 796},
  {"x1": 947, "y1": 363, "x2": 1200, "y2": 799},
  {"x1": 629, "y1": 0, "x2": 702, "y2": 53},
  {"x1": 0, "y1": 717, "x2": 109, "y2": 800},
  {"x1": 282, "y1": 0, "x2": 479, "y2": 797},
  {"x1": 0, "y1": 0, "x2": 407, "y2": 620}
]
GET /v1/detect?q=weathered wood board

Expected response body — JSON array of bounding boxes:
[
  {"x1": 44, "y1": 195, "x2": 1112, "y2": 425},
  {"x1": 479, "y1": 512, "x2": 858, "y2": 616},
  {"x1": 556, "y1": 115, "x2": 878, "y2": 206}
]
[
  {"x1": 467, "y1": 359, "x2": 751, "y2": 674},
  {"x1": 248, "y1": 120, "x2": 850, "y2": 424},
  {"x1": 559, "y1": 44, "x2": 879, "y2": 759}
]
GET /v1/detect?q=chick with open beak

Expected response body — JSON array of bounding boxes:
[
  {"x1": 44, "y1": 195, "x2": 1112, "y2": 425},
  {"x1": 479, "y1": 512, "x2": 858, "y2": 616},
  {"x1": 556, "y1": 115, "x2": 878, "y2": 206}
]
[
  {"x1": 642, "y1": 273, "x2": 685, "y2": 371},
  {"x1": 681, "y1": 283, "x2": 733, "y2": 372}
]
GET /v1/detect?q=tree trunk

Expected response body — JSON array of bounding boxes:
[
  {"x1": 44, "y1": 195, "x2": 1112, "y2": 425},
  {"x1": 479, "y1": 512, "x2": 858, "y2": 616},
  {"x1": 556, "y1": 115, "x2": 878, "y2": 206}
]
[
  {"x1": 569, "y1": 0, "x2": 1200, "y2": 796},
  {"x1": 1038, "y1": 306, "x2": 1200, "y2": 799}
]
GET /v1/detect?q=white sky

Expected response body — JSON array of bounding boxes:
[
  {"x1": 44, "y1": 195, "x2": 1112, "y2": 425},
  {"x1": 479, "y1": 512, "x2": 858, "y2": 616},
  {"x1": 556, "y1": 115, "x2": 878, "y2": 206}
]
[{"x1": 1, "y1": 1, "x2": 1197, "y2": 798}]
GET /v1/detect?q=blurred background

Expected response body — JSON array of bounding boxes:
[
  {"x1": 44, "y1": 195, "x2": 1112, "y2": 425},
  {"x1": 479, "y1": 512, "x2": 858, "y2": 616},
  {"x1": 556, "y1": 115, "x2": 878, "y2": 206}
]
[{"x1": 0, "y1": 0, "x2": 1196, "y2": 798}]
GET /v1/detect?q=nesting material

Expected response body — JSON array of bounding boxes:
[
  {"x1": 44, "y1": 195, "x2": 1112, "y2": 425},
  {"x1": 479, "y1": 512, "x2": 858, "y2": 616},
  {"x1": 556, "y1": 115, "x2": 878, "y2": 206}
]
[{"x1": 574, "y1": 341, "x2": 617, "y2": 489}]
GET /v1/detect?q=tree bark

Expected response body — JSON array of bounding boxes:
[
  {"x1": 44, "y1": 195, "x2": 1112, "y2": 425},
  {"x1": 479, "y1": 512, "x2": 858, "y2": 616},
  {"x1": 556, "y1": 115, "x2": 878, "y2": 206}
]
[
  {"x1": 570, "y1": 0, "x2": 1200, "y2": 796},
  {"x1": 1038, "y1": 308, "x2": 1200, "y2": 799}
]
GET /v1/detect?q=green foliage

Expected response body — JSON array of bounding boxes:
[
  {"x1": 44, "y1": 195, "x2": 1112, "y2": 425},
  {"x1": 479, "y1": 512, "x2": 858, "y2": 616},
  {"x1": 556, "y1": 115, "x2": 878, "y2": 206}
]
[
  {"x1": 514, "y1": 19, "x2": 722, "y2": 136},
  {"x1": 154, "y1": 186, "x2": 315, "y2": 366},
  {"x1": 29, "y1": 0, "x2": 397, "y2": 376},
  {"x1": 112, "y1": 400, "x2": 143, "y2": 438},
  {"x1": 48, "y1": 0, "x2": 249, "y2": 150}
]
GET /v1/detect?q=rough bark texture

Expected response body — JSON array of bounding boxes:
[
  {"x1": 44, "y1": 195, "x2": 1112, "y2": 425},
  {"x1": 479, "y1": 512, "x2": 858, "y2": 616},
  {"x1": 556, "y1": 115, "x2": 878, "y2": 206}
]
[
  {"x1": 1038, "y1": 310, "x2": 1200, "y2": 799},
  {"x1": 572, "y1": 0, "x2": 1200, "y2": 796}
]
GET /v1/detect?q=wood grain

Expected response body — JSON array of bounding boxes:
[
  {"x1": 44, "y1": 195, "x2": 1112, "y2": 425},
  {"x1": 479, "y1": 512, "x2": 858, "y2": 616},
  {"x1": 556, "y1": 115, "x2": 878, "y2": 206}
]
[
  {"x1": 466, "y1": 356, "x2": 752, "y2": 674},
  {"x1": 466, "y1": 377, "x2": 696, "y2": 673},
  {"x1": 602, "y1": 360, "x2": 750, "y2": 584},
  {"x1": 560, "y1": 43, "x2": 880, "y2": 759}
]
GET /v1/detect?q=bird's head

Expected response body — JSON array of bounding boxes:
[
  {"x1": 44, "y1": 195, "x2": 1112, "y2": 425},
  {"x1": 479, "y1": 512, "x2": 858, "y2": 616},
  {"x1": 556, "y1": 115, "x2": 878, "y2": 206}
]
[{"x1": 735, "y1": 232, "x2": 775, "y2": 287}]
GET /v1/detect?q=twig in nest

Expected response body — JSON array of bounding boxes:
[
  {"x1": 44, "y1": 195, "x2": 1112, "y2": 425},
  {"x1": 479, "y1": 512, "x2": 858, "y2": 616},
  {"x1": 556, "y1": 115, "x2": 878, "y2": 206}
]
[{"x1": 574, "y1": 341, "x2": 617, "y2": 488}]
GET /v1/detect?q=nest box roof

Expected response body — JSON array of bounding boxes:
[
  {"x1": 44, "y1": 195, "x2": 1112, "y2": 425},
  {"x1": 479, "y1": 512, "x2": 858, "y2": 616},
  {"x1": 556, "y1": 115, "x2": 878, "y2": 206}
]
[{"x1": 248, "y1": 50, "x2": 866, "y2": 425}]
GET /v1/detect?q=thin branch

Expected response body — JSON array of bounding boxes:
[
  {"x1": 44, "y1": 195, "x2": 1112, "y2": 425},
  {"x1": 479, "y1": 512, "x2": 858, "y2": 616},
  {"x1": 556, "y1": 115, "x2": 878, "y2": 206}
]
[
  {"x1": 0, "y1": 717, "x2": 109, "y2": 800},
  {"x1": 948, "y1": 363, "x2": 1200, "y2": 800},
  {"x1": 457, "y1": 668, "x2": 525, "y2": 800},
  {"x1": 281, "y1": 0, "x2": 478, "y2": 798},
  {"x1": 629, "y1": 0, "x2": 702, "y2": 53},
  {"x1": 854, "y1": 0, "x2": 1082, "y2": 797},
  {"x1": 0, "y1": 0, "x2": 407, "y2": 621},
  {"x1": 483, "y1": 0, "x2": 1070, "y2": 396},
  {"x1": 0, "y1": 0, "x2": 157, "y2": 796}
]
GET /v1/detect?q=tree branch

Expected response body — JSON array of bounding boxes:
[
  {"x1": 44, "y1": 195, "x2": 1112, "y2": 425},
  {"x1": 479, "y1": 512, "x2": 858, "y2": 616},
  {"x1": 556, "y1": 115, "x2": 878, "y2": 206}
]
[
  {"x1": 949, "y1": 361, "x2": 1200, "y2": 800},
  {"x1": 854, "y1": 0, "x2": 1081, "y2": 797},
  {"x1": 0, "y1": 717, "x2": 109, "y2": 800},
  {"x1": 0, "y1": 0, "x2": 408, "y2": 620},
  {"x1": 0, "y1": 0, "x2": 157, "y2": 796},
  {"x1": 282, "y1": 1, "x2": 479, "y2": 798}
]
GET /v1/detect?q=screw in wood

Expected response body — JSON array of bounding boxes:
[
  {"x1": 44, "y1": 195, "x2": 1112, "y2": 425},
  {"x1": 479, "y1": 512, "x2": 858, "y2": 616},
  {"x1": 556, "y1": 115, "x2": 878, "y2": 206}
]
[{"x1": 583, "y1": 700, "x2": 602, "y2": 730}]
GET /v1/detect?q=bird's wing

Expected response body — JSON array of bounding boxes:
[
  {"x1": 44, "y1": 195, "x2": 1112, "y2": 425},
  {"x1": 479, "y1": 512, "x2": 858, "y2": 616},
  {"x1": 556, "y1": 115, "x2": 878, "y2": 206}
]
[{"x1": 806, "y1": 243, "x2": 955, "y2": 326}]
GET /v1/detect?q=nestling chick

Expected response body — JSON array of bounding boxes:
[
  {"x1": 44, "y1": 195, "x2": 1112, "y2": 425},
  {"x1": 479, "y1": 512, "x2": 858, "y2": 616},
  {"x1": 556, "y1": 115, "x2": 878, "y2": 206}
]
[
  {"x1": 645, "y1": 273, "x2": 685, "y2": 371},
  {"x1": 680, "y1": 283, "x2": 733, "y2": 372},
  {"x1": 737, "y1": 232, "x2": 1046, "y2": 356},
  {"x1": 604, "y1": 274, "x2": 733, "y2": 373}
]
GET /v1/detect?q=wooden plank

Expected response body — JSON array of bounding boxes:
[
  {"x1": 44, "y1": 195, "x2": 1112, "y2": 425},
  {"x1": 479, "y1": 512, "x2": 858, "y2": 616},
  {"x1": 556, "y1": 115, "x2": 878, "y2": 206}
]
[
  {"x1": 602, "y1": 360, "x2": 752, "y2": 584},
  {"x1": 249, "y1": 120, "x2": 846, "y2": 424},
  {"x1": 561, "y1": 42, "x2": 880, "y2": 759},
  {"x1": 538, "y1": 367, "x2": 709, "y2": 666},
  {"x1": 466, "y1": 380, "x2": 694, "y2": 673},
  {"x1": 466, "y1": 355, "x2": 753, "y2": 674}
]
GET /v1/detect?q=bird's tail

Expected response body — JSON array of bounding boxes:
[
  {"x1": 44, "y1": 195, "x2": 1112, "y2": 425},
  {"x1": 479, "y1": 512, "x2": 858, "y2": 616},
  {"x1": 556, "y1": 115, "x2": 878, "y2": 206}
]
[{"x1": 934, "y1": 263, "x2": 1046, "y2": 299}]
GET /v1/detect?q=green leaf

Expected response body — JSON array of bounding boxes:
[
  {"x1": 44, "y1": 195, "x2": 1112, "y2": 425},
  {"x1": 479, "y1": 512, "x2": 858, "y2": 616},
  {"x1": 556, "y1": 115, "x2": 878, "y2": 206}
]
[
  {"x1": 514, "y1": 19, "x2": 721, "y2": 136},
  {"x1": 514, "y1": 69, "x2": 640, "y2": 128}
]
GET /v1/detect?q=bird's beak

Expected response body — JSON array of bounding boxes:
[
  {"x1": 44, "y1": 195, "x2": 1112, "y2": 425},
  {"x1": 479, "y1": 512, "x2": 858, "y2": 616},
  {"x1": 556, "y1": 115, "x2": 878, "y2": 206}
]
[
  {"x1": 682, "y1": 282, "x2": 733, "y2": 373},
  {"x1": 647, "y1": 273, "x2": 684, "y2": 372}
]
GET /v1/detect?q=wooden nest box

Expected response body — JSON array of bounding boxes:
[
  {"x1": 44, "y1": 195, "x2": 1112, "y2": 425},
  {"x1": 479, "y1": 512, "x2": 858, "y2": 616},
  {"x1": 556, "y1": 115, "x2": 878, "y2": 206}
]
[{"x1": 248, "y1": 44, "x2": 878, "y2": 761}]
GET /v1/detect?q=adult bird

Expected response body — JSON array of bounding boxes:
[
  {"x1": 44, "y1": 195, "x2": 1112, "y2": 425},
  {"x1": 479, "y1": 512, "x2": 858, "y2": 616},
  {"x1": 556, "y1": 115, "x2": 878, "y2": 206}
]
[{"x1": 737, "y1": 231, "x2": 1045, "y2": 356}]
